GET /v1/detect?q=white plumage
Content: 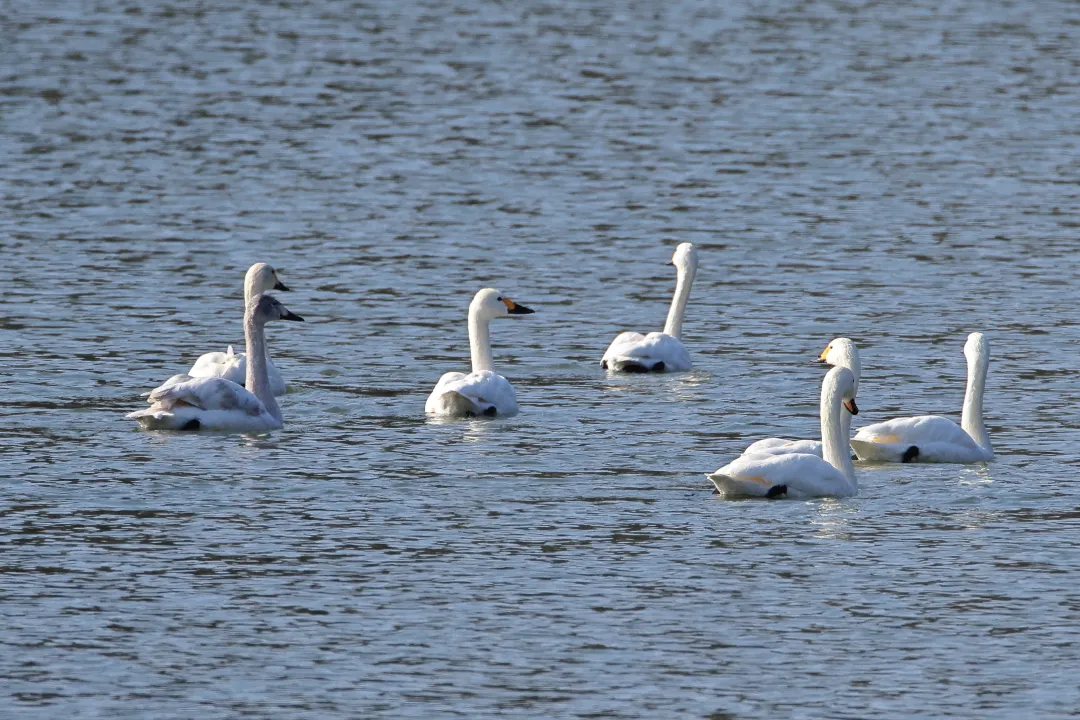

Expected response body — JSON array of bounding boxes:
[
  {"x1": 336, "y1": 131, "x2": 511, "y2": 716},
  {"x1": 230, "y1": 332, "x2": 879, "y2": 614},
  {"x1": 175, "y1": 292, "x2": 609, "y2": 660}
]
[
  {"x1": 850, "y1": 332, "x2": 993, "y2": 464},
  {"x1": 708, "y1": 367, "x2": 860, "y2": 499},
  {"x1": 601, "y1": 242, "x2": 697, "y2": 373},
  {"x1": 740, "y1": 338, "x2": 861, "y2": 459},
  {"x1": 425, "y1": 288, "x2": 534, "y2": 418}
]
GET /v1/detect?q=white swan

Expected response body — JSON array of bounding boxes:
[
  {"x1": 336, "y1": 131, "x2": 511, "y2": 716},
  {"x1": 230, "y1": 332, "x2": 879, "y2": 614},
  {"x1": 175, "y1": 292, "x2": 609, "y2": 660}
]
[
  {"x1": 741, "y1": 338, "x2": 861, "y2": 458},
  {"x1": 425, "y1": 288, "x2": 534, "y2": 417},
  {"x1": 601, "y1": 242, "x2": 697, "y2": 372},
  {"x1": 188, "y1": 263, "x2": 291, "y2": 396},
  {"x1": 128, "y1": 294, "x2": 304, "y2": 432},
  {"x1": 708, "y1": 366, "x2": 860, "y2": 499},
  {"x1": 850, "y1": 332, "x2": 993, "y2": 464}
]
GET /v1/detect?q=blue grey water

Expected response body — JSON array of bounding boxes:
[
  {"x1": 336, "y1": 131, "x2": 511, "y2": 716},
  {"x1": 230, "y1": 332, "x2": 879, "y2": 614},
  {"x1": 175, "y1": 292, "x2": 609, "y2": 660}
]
[{"x1": 2, "y1": 0, "x2": 1080, "y2": 717}]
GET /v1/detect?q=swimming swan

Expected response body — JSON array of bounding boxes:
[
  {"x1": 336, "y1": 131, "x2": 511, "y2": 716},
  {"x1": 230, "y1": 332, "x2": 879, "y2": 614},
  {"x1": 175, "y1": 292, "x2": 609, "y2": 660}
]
[
  {"x1": 708, "y1": 367, "x2": 860, "y2": 499},
  {"x1": 601, "y1": 242, "x2": 697, "y2": 372},
  {"x1": 850, "y1": 332, "x2": 992, "y2": 464},
  {"x1": 128, "y1": 294, "x2": 304, "y2": 431},
  {"x1": 188, "y1": 263, "x2": 291, "y2": 396},
  {"x1": 425, "y1": 288, "x2": 534, "y2": 417},
  {"x1": 741, "y1": 338, "x2": 861, "y2": 458}
]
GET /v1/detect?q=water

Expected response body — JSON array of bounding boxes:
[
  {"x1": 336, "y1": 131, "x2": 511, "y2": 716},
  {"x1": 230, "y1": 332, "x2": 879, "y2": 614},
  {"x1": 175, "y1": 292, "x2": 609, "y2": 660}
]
[{"x1": 3, "y1": 0, "x2": 1080, "y2": 716}]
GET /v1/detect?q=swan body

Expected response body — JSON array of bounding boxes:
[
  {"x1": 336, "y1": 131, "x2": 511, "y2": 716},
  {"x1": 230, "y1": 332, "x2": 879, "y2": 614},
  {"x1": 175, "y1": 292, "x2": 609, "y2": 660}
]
[
  {"x1": 741, "y1": 338, "x2": 861, "y2": 458},
  {"x1": 188, "y1": 263, "x2": 290, "y2": 396},
  {"x1": 426, "y1": 370, "x2": 517, "y2": 417},
  {"x1": 188, "y1": 345, "x2": 286, "y2": 397},
  {"x1": 129, "y1": 294, "x2": 304, "y2": 432},
  {"x1": 602, "y1": 243, "x2": 697, "y2": 373},
  {"x1": 708, "y1": 367, "x2": 860, "y2": 499},
  {"x1": 850, "y1": 333, "x2": 993, "y2": 464},
  {"x1": 425, "y1": 288, "x2": 534, "y2": 418}
]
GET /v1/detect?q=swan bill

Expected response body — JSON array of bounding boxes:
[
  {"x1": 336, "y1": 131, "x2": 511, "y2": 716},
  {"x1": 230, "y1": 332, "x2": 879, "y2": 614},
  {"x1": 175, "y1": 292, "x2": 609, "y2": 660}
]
[
  {"x1": 818, "y1": 346, "x2": 830, "y2": 362},
  {"x1": 843, "y1": 398, "x2": 859, "y2": 415},
  {"x1": 281, "y1": 309, "x2": 304, "y2": 322},
  {"x1": 274, "y1": 280, "x2": 290, "y2": 291},
  {"x1": 502, "y1": 298, "x2": 534, "y2": 315},
  {"x1": 902, "y1": 446, "x2": 920, "y2": 463}
]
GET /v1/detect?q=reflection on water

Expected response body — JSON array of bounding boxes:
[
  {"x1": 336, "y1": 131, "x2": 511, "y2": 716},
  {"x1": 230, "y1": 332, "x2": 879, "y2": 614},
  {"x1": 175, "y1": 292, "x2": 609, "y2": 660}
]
[{"x1": 3, "y1": 0, "x2": 1080, "y2": 717}]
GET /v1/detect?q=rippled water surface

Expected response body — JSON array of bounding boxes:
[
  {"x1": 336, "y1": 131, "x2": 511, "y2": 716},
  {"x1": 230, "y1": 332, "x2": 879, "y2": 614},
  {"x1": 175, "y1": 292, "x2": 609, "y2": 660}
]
[{"x1": 4, "y1": 0, "x2": 1080, "y2": 717}]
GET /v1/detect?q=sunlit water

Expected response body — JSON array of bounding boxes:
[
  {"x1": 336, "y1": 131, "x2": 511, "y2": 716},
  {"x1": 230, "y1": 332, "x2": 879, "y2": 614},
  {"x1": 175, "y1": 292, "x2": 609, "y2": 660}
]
[{"x1": 3, "y1": 0, "x2": 1080, "y2": 717}]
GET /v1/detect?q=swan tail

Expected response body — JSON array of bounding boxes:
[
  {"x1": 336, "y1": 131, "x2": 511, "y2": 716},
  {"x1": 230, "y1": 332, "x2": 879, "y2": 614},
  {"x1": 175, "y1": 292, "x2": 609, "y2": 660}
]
[
  {"x1": 850, "y1": 439, "x2": 907, "y2": 462},
  {"x1": 607, "y1": 357, "x2": 666, "y2": 373},
  {"x1": 706, "y1": 473, "x2": 772, "y2": 498},
  {"x1": 433, "y1": 391, "x2": 494, "y2": 417}
]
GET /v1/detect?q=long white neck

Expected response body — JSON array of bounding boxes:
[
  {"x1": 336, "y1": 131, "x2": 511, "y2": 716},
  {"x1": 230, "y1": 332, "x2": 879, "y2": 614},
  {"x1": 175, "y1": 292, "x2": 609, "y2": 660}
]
[
  {"x1": 961, "y1": 353, "x2": 992, "y2": 454},
  {"x1": 821, "y1": 381, "x2": 856, "y2": 485},
  {"x1": 663, "y1": 264, "x2": 696, "y2": 338},
  {"x1": 468, "y1": 309, "x2": 495, "y2": 373},
  {"x1": 245, "y1": 313, "x2": 281, "y2": 420}
]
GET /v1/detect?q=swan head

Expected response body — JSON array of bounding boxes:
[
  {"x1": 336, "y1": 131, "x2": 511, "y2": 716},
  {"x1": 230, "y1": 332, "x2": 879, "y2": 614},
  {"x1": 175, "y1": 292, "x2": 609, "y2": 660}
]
[
  {"x1": 818, "y1": 338, "x2": 861, "y2": 395},
  {"x1": 470, "y1": 288, "x2": 534, "y2": 320},
  {"x1": 667, "y1": 242, "x2": 698, "y2": 273},
  {"x1": 247, "y1": 293, "x2": 305, "y2": 324},
  {"x1": 247, "y1": 263, "x2": 290, "y2": 294},
  {"x1": 964, "y1": 332, "x2": 988, "y2": 364},
  {"x1": 823, "y1": 366, "x2": 860, "y2": 416}
]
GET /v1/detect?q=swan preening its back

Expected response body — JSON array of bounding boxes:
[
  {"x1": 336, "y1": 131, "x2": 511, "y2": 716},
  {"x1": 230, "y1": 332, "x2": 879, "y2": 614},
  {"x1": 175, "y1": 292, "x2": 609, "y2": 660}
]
[
  {"x1": 709, "y1": 366, "x2": 860, "y2": 499},
  {"x1": 850, "y1": 332, "x2": 993, "y2": 464},
  {"x1": 188, "y1": 263, "x2": 291, "y2": 396},
  {"x1": 601, "y1": 242, "x2": 697, "y2": 373},
  {"x1": 128, "y1": 294, "x2": 304, "y2": 432},
  {"x1": 425, "y1": 288, "x2": 535, "y2": 418}
]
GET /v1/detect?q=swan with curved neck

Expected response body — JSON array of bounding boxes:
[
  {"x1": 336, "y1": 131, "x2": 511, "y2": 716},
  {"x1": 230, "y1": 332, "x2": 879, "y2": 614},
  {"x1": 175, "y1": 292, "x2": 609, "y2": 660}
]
[
  {"x1": 708, "y1": 367, "x2": 860, "y2": 498},
  {"x1": 601, "y1": 242, "x2": 698, "y2": 373},
  {"x1": 851, "y1": 332, "x2": 992, "y2": 464},
  {"x1": 741, "y1": 338, "x2": 861, "y2": 458},
  {"x1": 188, "y1": 263, "x2": 291, "y2": 396},
  {"x1": 426, "y1": 288, "x2": 535, "y2": 417},
  {"x1": 129, "y1": 294, "x2": 304, "y2": 432}
]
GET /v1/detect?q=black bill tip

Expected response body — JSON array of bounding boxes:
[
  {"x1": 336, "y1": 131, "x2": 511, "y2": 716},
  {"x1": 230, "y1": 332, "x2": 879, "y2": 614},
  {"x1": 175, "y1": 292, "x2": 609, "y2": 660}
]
[
  {"x1": 844, "y1": 399, "x2": 859, "y2": 415},
  {"x1": 508, "y1": 303, "x2": 535, "y2": 315},
  {"x1": 281, "y1": 309, "x2": 304, "y2": 322},
  {"x1": 274, "y1": 280, "x2": 291, "y2": 291}
]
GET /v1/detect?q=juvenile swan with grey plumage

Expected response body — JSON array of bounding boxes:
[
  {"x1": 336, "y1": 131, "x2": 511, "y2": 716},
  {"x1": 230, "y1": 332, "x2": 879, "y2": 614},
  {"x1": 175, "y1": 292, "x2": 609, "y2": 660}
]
[
  {"x1": 188, "y1": 263, "x2": 292, "y2": 396},
  {"x1": 601, "y1": 242, "x2": 697, "y2": 373},
  {"x1": 128, "y1": 294, "x2": 304, "y2": 432},
  {"x1": 425, "y1": 288, "x2": 535, "y2": 417}
]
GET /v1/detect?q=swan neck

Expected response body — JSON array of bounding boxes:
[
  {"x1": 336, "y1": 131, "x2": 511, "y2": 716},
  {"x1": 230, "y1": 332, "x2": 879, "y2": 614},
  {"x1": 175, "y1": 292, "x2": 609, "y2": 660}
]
[
  {"x1": 961, "y1": 353, "x2": 991, "y2": 453},
  {"x1": 245, "y1": 313, "x2": 280, "y2": 420},
  {"x1": 663, "y1": 264, "x2": 695, "y2": 339},
  {"x1": 821, "y1": 382, "x2": 856, "y2": 485},
  {"x1": 468, "y1": 309, "x2": 495, "y2": 373}
]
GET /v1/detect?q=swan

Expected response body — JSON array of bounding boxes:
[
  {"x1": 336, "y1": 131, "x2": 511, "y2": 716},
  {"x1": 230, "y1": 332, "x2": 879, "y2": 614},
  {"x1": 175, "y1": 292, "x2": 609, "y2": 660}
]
[
  {"x1": 708, "y1": 366, "x2": 860, "y2": 499},
  {"x1": 425, "y1": 288, "x2": 534, "y2": 417},
  {"x1": 850, "y1": 332, "x2": 993, "y2": 464},
  {"x1": 188, "y1": 263, "x2": 291, "y2": 396},
  {"x1": 601, "y1": 242, "x2": 697, "y2": 372},
  {"x1": 740, "y1": 338, "x2": 861, "y2": 458},
  {"x1": 128, "y1": 294, "x2": 304, "y2": 432}
]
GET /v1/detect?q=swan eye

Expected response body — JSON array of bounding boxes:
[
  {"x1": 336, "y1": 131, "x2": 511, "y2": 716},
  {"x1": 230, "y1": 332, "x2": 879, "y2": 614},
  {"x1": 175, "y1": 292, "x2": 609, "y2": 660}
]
[{"x1": 496, "y1": 296, "x2": 502, "y2": 301}]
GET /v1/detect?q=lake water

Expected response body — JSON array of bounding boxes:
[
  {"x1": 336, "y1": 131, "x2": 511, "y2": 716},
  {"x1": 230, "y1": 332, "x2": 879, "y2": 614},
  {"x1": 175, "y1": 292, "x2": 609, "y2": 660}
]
[{"x1": 3, "y1": 0, "x2": 1080, "y2": 717}]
